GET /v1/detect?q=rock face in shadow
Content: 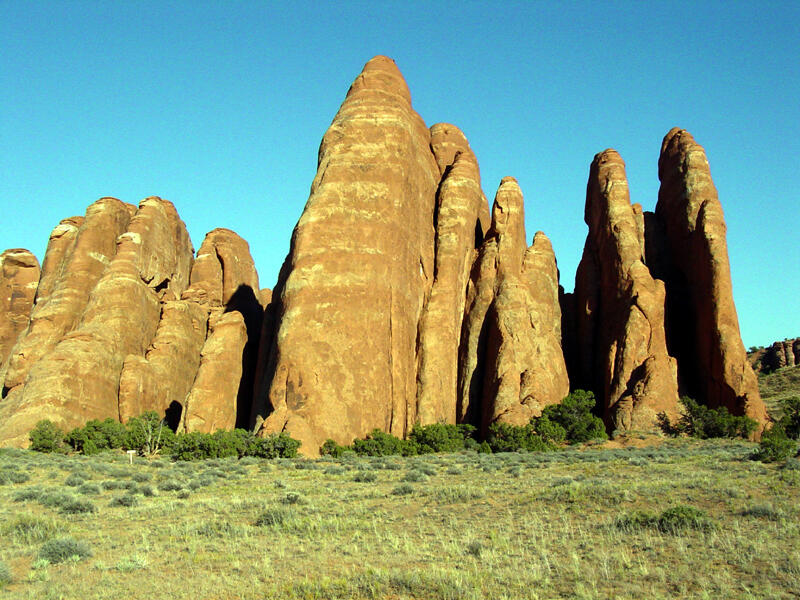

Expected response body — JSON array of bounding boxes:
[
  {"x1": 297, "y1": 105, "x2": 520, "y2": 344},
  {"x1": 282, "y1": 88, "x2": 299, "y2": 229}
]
[
  {"x1": 573, "y1": 150, "x2": 679, "y2": 432},
  {"x1": 656, "y1": 128, "x2": 767, "y2": 427},
  {"x1": 254, "y1": 56, "x2": 441, "y2": 454},
  {"x1": 749, "y1": 338, "x2": 800, "y2": 373}
]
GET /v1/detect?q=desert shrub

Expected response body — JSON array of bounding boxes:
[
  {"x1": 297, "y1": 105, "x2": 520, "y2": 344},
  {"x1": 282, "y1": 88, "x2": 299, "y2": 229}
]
[
  {"x1": 408, "y1": 423, "x2": 477, "y2": 454},
  {"x1": 65, "y1": 418, "x2": 127, "y2": 454},
  {"x1": 752, "y1": 425, "x2": 797, "y2": 463},
  {"x1": 320, "y1": 439, "x2": 350, "y2": 457},
  {"x1": 170, "y1": 432, "x2": 229, "y2": 461},
  {"x1": 660, "y1": 396, "x2": 758, "y2": 439},
  {"x1": 254, "y1": 508, "x2": 290, "y2": 527},
  {"x1": 247, "y1": 432, "x2": 301, "y2": 459},
  {"x1": 124, "y1": 412, "x2": 176, "y2": 456},
  {"x1": 157, "y1": 479, "x2": 185, "y2": 492},
  {"x1": 0, "y1": 561, "x2": 10, "y2": 588},
  {"x1": 0, "y1": 469, "x2": 29, "y2": 484},
  {"x1": 64, "y1": 472, "x2": 89, "y2": 487},
  {"x1": 13, "y1": 486, "x2": 44, "y2": 502},
  {"x1": 353, "y1": 471, "x2": 378, "y2": 483},
  {"x1": 352, "y1": 429, "x2": 417, "y2": 456},
  {"x1": 170, "y1": 429, "x2": 301, "y2": 461},
  {"x1": 540, "y1": 390, "x2": 606, "y2": 443},
  {"x1": 39, "y1": 537, "x2": 92, "y2": 563},
  {"x1": 657, "y1": 505, "x2": 714, "y2": 532},
  {"x1": 616, "y1": 505, "x2": 714, "y2": 533},
  {"x1": 392, "y1": 483, "x2": 414, "y2": 496},
  {"x1": 777, "y1": 396, "x2": 800, "y2": 439},
  {"x1": 281, "y1": 492, "x2": 306, "y2": 505},
  {"x1": 77, "y1": 483, "x2": 101, "y2": 495},
  {"x1": 39, "y1": 490, "x2": 76, "y2": 509},
  {"x1": 177, "y1": 489, "x2": 191, "y2": 499},
  {"x1": 131, "y1": 472, "x2": 151, "y2": 482},
  {"x1": 739, "y1": 503, "x2": 785, "y2": 521},
  {"x1": 402, "y1": 469, "x2": 428, "y2": 482},
  {"x1": 139, "y1": 484, "x2": 156, "y2": 497},
  {"x1": 59, "y1": 498, "x2": 97, "y2": 515},
  {"x1": 324, "y1": 465, "x2": 346, "y2": 475},
  {"x1": 2, "y1": 514, "x2": 59, "y2": 544},
  {"x1": 485, "y1": 422, "x2": 557, "y2": 453},
  {"x1": 29, "y1": 420, "x2": 66, "y2": 453},
  {"x1": 109, "y1": 494, "x2": 138, "y2": 507}
]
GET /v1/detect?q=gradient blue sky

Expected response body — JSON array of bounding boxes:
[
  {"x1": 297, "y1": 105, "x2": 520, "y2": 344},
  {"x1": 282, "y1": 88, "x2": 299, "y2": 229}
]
[{"x1": 2, "y1": 1, "x2": 798, "y2": 348}]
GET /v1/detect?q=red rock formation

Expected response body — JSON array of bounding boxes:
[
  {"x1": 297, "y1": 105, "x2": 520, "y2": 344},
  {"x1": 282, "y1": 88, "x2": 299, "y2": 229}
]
[
  {"x1": 180, "y1": 229, "x2": 263, "y2": 432},
  {"x1": 748, "y1": 338, "x2": 800, "y2": 373},
  {"x1": 416, "y1": 124, "x2": 488, "y2": 425},
  {"x1": 656, "y1": 128, "x2": 767, "y2": 427},
  {"x1": 574, "y1": 150, "x2": 679, "y2": 432},
  {"x1": 461, "y1": 179, "x2": 570, "y2": 434},
  {"x1": 118, "y1": 300, "x2": 207, "y2": 425},
  {"x1": 255, "y1": 56, "x2": 440, "y2": 454},
  {"x1": 0, "y1": 250, "x2": 40, "y2": 367},
  {"x1": 2, "y1": 199, "x2": 133, "y2": 394},
  {"x1": 0, "y1": 198, "x2": 192, "y2": 445},
  {"x1": 182, "y1": 310, "x2": 247, "y2": 432}
]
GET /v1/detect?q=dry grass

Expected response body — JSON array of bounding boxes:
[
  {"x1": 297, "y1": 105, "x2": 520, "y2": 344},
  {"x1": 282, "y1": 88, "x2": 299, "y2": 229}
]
[{"x1": 1, "y1": 439, "x2": 798, "y2": 599}]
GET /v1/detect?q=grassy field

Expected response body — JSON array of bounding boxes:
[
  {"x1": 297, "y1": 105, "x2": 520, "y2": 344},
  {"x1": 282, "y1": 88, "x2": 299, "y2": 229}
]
[{"x1": 1, "y1": 436, "x2": 799, "y2": 600}]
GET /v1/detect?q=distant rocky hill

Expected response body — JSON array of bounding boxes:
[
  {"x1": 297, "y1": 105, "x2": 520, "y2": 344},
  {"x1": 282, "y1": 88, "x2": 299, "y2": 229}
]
[
  {"x1": 748, "y1": 338, "x2": 800, "y2": 373},
  {"x1": 0, "y1": 56, "x2": 767, "y2": 453}
]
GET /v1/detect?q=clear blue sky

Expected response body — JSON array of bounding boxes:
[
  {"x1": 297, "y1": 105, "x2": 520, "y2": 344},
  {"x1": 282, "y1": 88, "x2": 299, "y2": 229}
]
[{"x1": 1, "y1": 1, "x2": 797, "y2": 348}]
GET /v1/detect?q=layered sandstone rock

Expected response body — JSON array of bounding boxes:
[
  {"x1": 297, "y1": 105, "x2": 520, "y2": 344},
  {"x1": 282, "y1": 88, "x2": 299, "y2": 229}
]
[
  {"x1": 0, "y1": 198, "x2": 193, "y2": 445},
  {"x1": 2, "y1": 198, "x2": 133, "y2": 393},
  {"x1": 182, "y1": 310, "x2": 248, "y2": 432},
  {"x1": 0, "y1": 250, "x2": 40, "y2": 368},
  {"x1": 118, "y1": 300, "x2": 208, "y2": 425},
  {"x1": 416, "y1": 124, "x2": 488, "y2": 425},
  {"x1": 461, "y1": 178, "x2": 569, "y2": 434},
  {"x1": 656, "y1": 128, "x2": 767, "y2": 425},
  {"x1": 254, "y1": 56, "x2": 441, "y2": 454},
  {"x1": 33, "y1": 217, "x2": 83, "y2": 307},
  {"x1": 574, "y1": 150, "x2": 679, "y2": 431},
  {"x1": 180, "y1": 229, "x2": 263, "y2": 432}
]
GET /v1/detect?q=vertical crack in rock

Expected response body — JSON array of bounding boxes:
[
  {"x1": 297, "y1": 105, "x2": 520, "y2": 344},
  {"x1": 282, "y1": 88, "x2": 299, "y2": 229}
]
[
  {"x1": 180, "y1": 229, "x2": 263, "y2": 433},
  {"x1": 573, "y1": 150, "x2": 679, "y2": 433},
  {"x1": 416, "y1": 124, "x2": 488, "y2": 425}
]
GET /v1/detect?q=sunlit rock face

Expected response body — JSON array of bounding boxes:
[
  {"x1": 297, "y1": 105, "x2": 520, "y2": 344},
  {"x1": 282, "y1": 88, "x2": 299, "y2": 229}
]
[{"x1": 0, "y1": 58, "x2": 765, "y2": 451}]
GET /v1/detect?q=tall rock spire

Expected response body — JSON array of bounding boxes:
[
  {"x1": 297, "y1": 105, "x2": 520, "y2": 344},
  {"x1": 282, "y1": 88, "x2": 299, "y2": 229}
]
[
  {"x1": 656, "y1": 128, "x2": 766, "y2": 427},
  {"x1": 574, "y1": 150, "x2": 680, "y2": 432},
  {"x1": 460, "y1": 178, "x2": 570, "y2": 434},
  {"x1": 254, "y1": 56, "x2": 441, "y2": 454},
  {"x1": 416, "y1": 124, "x2": 488, "y2": 425}
]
